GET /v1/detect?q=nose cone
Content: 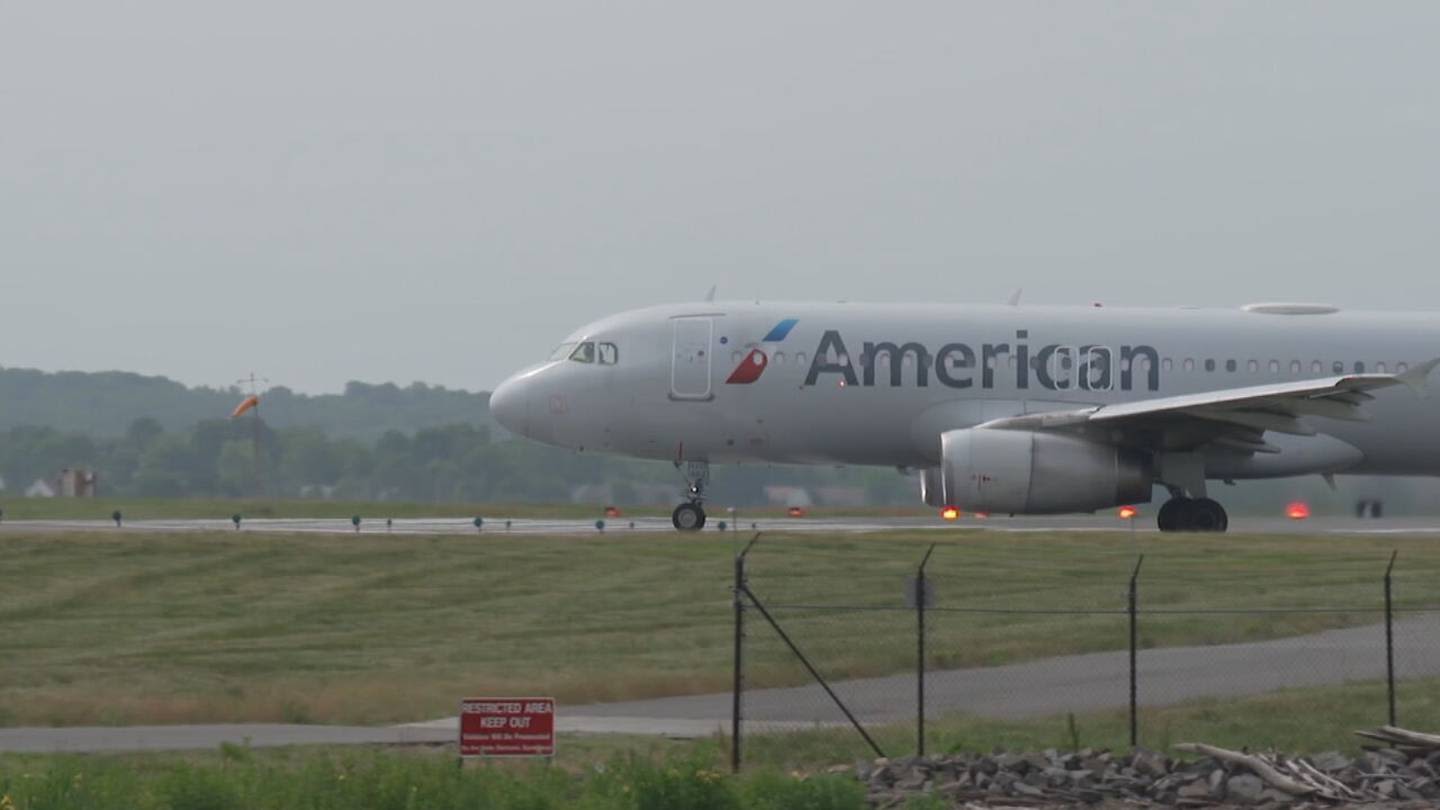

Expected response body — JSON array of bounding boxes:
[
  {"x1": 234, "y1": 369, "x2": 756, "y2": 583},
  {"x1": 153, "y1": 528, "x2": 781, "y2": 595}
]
[{"x1": 489, "y1": 375, "x2": 528, "y2": 437}]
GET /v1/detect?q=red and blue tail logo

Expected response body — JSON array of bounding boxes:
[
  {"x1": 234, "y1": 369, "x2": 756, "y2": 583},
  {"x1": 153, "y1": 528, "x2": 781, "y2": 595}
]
[{"x1": 725, "y1": 318, "x2": 798, "y2": 384}]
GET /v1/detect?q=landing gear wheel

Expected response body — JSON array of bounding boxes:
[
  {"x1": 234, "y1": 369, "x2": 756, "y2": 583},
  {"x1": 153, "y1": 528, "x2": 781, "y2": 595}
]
[
  {"x1": 672, "y1": 503, "x2": 707, "y2": 531},
  {"x1": 1157, "y1": 497, "x2": 1228, "y2": 533},
  {"x1": 1186, "y1": 498, "x2": 1229, "y2": 533},
  {"x1": 1157, "y1": 498, "x2": 1188, "y2": 533}
]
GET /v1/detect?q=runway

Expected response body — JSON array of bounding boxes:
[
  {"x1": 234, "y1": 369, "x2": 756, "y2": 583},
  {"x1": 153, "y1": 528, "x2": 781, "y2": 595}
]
[
  {"x1": 3, "y1": 514, "x2": 1439, "y2": 536},
  {"x1": 1, "y1": 614, "x2": 1434, "y2": 753}
]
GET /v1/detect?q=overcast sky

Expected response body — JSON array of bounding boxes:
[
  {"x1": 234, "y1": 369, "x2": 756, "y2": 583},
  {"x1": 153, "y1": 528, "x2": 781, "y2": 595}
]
[{"x1": 3, "y1": 2, "x2": 1438, "y2": 393}]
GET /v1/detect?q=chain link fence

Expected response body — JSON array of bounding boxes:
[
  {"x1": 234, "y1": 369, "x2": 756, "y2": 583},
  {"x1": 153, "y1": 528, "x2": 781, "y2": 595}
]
[{"x1": 728, "y1": 536, "x2": 1440, "y2": 771}]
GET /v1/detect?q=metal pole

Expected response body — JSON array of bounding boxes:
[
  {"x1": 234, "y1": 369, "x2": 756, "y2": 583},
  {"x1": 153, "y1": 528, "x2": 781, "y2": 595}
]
[
  {"x1": 1385, "y1": 549, "x2": 1398, "y2": 727},
  {"x1": 731, "y1": 534, "x2": 760, "y2": 773},
  {"x1": 916, "y1": 543, "x2": 936, "y2": 758},
  {"x1": 742, "y1": 583, "x2": 887, "y2": 759},
  {"x1": 1128, "y1": 555, "x2": 1145, "y2": 749}
]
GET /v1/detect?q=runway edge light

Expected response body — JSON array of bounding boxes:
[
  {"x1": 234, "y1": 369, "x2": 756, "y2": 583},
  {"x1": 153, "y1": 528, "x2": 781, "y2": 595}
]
[
  {"x1": 1118, "y1": 505, "x2": 1138, "y2": 520},
  {"x1": 1286, "y1": 501, "x2": 1311, "y2": 520},
  {"x1": 940, "y1": 506, "x2": 961, "y2": 521}
]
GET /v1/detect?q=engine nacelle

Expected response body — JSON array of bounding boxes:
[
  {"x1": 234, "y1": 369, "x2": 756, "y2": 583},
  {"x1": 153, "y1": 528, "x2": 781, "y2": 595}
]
[{"x1": 939, "y1": 428, "x2": 1152, "y2": 514}]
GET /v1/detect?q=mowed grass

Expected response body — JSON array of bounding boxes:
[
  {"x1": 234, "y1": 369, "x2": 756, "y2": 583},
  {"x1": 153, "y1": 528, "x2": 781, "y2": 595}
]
[{"x1": 0, "y1": 528, "x2": 1438, "y2": 726}]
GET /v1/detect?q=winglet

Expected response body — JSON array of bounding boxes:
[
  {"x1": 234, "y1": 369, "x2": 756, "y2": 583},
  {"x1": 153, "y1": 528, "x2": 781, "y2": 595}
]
[
  {"x1": 704, "y1": 285, "x2": 717, "y2": 303},
  {"x1": 1006, "y1": 288, "x2": 1023, "y2": 307},
  {"x1": 1398, "y1": 357, "x2": 1440, "y2": 397}
]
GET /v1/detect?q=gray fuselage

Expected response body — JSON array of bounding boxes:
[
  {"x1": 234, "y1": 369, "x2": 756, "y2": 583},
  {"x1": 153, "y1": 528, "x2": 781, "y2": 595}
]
[{"x1": 489, "y1": 301, "x2": 1440, "y2": 480}]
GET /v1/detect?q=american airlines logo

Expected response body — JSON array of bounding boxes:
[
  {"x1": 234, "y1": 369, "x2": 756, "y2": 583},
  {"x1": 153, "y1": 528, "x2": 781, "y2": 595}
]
[
  {"x1": 804, "y1": 330, "x2": 1162, "y2": 392},
  {"x1": 727, "y1": 322, "x2": 1161, "y2": 391},
  {"x1": 724, "y1": 318, "x2": 798, "y2": 384}
]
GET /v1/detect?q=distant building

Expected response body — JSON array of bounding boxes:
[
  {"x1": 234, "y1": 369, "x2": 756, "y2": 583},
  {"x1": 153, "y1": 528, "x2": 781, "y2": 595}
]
[
  {"x1": 815, "y1": 486, "x2": 866, "y2": 507},
  {"x1": 763, "y1": 485, "x2": 813, "y2": 508},
  {"x1": 25, "y1": 479, "x2": 56, "y2": 498},
  {"x1": 55, "y1": 468, "x2": 98, "y2": 498}
]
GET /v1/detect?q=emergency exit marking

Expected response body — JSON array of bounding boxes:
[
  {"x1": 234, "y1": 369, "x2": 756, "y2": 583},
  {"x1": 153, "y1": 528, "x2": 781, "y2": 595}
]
[{"x1": 459, "y1": 697, "x2": 555, "y2": 757}]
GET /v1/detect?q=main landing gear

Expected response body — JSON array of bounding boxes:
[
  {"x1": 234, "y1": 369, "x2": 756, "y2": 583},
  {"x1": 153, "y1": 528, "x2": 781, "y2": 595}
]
[
  {"x1": 1156, "y1": 496, "x2": 1228, "y2": 533},
  {"x1": 671, "y1": 460, "x2": 709, "y2": 531}
]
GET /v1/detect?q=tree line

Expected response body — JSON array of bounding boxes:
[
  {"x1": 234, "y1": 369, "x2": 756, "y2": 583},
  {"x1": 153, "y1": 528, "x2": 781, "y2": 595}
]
[{"x1": 0, "y1": 418, "x2": 914, "y2": 505}]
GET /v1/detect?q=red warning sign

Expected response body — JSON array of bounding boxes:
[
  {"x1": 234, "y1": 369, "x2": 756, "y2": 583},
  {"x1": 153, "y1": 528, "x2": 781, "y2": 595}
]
[{"x1": 459, "y1": 697, "x2": 555, "y2": 757}]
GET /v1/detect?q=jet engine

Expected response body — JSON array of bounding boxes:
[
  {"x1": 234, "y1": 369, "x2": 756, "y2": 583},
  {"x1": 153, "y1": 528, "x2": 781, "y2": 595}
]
[{"x1": 938, "y1": 428, "x2": 1152, "y2": 514}]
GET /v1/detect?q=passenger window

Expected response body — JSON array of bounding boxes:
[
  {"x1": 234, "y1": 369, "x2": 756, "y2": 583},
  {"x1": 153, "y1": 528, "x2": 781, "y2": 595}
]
[
  {"x1": 796, "y1": 352, "x2": 807, "y2": 366},
  {"x1": 1311, "y1": 360, "x2": 1323, "y2": 374},
  {"x1": 1205, "y1": 359, "x2": 1216, "y2": 372},
  {"x1": 569, "y1": 342, "x2": 595, "y2": 363},
  {"x1": 1376, "y1": 361, "x2": 1387, "y2": 373},
  {"x1": 1268, "y1": 360, "x2": 1279, "y2": 374},
  {"x1": 1162, "y1": 358, "x2": 1173, "y2": 372},
  {"x1": 773, "y1": 351, "x2": 786, "y2": 365},
  {"x1": 1398, "y1": 361, "x2": 1409, "y2": 373},
  {"x1": 1226, "y1": 359, "x2": 1237, "y2": 372},
  {"x1": 1332, "y1": 361, "x2": 1344, "y2": 374},
  {"x1": 1289, "y1": 360, "x2": 1300, "y2": 374},
  {"x1": 1246, "y1": 360, "x2": 1257, "y2": 373},
  {"x1": 1353, "y1": 361, "x2": 1364, "y2": 374},
  {"x1": 1183, "y1": 358, "x2": 1195, "y2": 372}
]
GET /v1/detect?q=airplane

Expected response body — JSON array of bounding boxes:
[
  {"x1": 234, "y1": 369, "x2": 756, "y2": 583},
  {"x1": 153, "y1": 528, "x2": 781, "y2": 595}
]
[{"x1": 488, "y1": 301, "x2": 1440, "y2": 532}]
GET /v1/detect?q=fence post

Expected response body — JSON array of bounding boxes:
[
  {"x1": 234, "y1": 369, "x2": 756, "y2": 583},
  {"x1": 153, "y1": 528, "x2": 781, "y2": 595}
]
[
  {"x1": 916, "y1": 543, "x2": 936, "y2": 758},
  {"x1": 1128, "y1": 555, "x2": 1145, "y2": 749},
  {"x1": 732, "y1": 534, "x2": 760, "y2": 773},
  {"x1": 1385, "y1": 549, "x2": 1398, "y2": 727}
]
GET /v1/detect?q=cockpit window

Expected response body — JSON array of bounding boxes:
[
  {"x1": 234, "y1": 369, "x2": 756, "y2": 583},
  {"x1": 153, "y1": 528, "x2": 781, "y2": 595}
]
[
  {"x1": 597, "y1": 342, "x2": 618, "y2": 365},
  {"x1": 549, "y1": 342, "x2": 577, "y2": 361},
  {"x1": 569, "y1": 342, "x2": 596, "y2": 363}
]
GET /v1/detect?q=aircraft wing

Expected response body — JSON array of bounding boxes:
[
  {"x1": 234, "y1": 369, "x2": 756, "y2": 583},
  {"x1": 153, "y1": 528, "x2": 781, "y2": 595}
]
[{"x1": 977, "y1": 358, "x2": 1440, "y2": 453}]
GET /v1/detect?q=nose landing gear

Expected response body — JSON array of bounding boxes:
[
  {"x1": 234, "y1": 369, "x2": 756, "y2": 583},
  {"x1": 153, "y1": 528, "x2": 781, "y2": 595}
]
[
  {"x1": 1157, "y1": 496, "x2": 1229, "y2": 533},
  {"x1": 672, "y1": 502, "x2": 707, "y2": 531},
  {"x1": 671, "y1": 460, "x2": 710, "y2": 532}
]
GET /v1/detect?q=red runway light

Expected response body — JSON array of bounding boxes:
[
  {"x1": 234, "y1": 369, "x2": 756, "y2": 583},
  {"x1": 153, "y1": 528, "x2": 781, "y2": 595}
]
[
  {"x1": 940, "y1": 506, "x2": 961, "y2": 521},
  {"x1": 1118, "y1": 505, "x2": 1138, "y2": 520},
  {"x1": 1286, "y1": 501, "x2": 1311, "y2": 520},
  {"x1": 786, "y1": 506, "x2": 808, "y2": 518}
]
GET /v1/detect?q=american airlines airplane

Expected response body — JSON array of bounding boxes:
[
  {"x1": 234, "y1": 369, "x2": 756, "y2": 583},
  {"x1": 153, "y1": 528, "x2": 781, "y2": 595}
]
[{"x1": 488, "y1": 301, "x2": 1439, "y2": 533}]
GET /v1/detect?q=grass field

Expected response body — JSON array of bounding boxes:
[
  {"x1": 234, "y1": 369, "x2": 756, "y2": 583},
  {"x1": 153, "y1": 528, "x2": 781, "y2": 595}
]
[
  {"x1": 0, "y1": 745, "x2": 866, "y2": 810},
  {"x1": 0, "y1": 528, "x2": 1438, "y2": 727}
]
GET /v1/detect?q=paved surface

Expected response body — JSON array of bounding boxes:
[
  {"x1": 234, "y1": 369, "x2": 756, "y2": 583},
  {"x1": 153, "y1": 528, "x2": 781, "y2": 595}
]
[
  {"x1": 4, "y1": 614, "x2": 1435, "y2": 752},
  {"x1": 4, "y1": 514, "x2": 1439, "y2": 536}
]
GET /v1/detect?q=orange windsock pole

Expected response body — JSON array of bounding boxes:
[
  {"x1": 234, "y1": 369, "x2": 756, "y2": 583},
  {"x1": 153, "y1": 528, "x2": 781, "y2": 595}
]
[{"x1": 231, "y1": 395, "x2": 260, "y2": 419}]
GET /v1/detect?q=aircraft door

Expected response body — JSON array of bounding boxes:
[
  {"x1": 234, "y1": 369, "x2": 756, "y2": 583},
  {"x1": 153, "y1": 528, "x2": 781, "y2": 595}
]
[{"x1": 670, "y1": 316, "x2": 714, "y2": 401}]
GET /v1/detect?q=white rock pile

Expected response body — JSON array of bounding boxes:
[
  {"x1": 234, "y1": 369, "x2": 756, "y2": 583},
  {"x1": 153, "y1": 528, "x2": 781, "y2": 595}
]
[{"x1": 851, "y1": 743, "x2": 1440, "y2": 808}]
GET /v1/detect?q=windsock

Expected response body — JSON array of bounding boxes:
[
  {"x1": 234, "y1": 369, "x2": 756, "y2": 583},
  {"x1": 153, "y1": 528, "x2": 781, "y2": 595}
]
[{"x1": 231, "y1": 395, "x2": 260, "y2": 418}]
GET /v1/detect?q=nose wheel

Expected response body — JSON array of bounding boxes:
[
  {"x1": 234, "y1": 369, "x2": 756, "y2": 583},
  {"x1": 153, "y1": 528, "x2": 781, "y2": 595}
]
[
  {"x1": 671, "y1": 459, "x2": 710, "y2": 532},
  {"x1": 1157, "y1": 497, "x2": 1228, "y2": 533},
  {"x1": 672, "y1": 502, "x2": 707, "y2": 531}
]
